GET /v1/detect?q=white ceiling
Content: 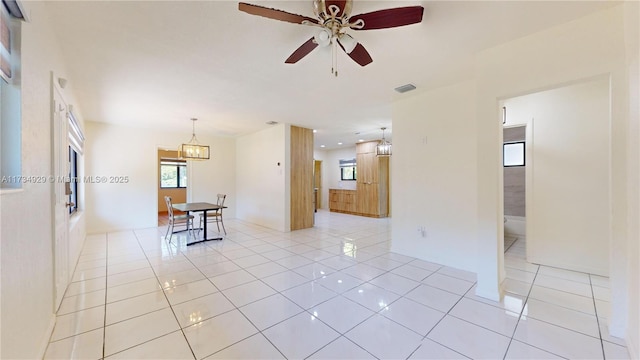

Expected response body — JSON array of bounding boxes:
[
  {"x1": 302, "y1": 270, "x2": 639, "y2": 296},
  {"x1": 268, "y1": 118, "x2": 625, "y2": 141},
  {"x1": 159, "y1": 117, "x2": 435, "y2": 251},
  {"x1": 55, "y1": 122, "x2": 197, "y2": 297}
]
[{"x1": 45, "y1": 0, "x2": 617, "y2": 150}]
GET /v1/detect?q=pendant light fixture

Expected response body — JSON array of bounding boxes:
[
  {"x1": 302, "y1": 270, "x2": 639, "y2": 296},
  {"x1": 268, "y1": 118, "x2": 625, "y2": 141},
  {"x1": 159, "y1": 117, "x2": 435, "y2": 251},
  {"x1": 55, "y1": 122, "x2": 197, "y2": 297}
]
[
  {"x1": 376, "y1": 127, "x2": 392, "y2": 157},
  {"x1": 180, "y1": 118, "x2": 210, "y2": 160}
]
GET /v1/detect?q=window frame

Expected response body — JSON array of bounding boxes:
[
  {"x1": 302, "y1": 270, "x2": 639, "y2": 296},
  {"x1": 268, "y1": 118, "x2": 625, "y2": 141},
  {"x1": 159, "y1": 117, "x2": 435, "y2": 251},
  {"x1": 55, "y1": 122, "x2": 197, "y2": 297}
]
[
  {"x1": 160, "y1": 160, "x2": 187, "y2": 189},
  {"x1": 68, "y1": 146, "x2": 78, "y2": 214},
  {"x1": 503, "y1": 141, "x2": 525, "y2": 167},
  {"x1": 339, "y1": 158, "x2": 357, "y2": 181}
]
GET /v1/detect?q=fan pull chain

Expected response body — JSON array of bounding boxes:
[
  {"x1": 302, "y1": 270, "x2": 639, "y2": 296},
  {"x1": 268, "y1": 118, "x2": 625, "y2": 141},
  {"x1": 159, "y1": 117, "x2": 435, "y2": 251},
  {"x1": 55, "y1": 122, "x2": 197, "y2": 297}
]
[
  {"x1": 331, "y1": 39, "x2": 338, "y2": 77},
  {"x1": 331, "y1": 39, "x2": 335, "y2": 75}
]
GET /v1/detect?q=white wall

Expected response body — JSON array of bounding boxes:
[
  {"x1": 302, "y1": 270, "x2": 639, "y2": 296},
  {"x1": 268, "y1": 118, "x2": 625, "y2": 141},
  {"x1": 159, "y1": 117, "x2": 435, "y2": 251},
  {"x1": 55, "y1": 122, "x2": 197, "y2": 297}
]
[
  {"x1": 392, "y1": 80, "x2": 478, "y2": 273},
  {"x1": 623, "y1": 2, "x2": 639, "y2": 358},
  {"x1": 473, "y1": 3, "x2": 631, "y2": 339},
  {"x1": 391, "y1": 5, "x2": 635, "y2": 345},
  {"x1": 0, "y1": 2, "x2": 87, "y2": 358},
  {"x1": 85, "y1": 122, "x2": 236, "y2": 233},
  {"x1": 236, "y1": 124, "x2": 288, "y2": 231},
  {"x1": 504, "y1": 79, "x2": 610, "y2": 275}
]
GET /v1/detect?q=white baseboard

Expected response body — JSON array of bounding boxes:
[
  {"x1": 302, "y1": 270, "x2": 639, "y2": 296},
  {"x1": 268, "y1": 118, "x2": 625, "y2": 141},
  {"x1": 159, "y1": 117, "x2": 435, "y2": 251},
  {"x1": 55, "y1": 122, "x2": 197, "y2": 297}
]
[
  {"x1": 527, "y1": 255, "x2": 608, "y2": 277},
  {"x1": 504, "y1": 215, "x2": 526, "y2": 236},
  {"x1": 37, "y1": 314, "x2": 56, "y2": 359},
  {"x1": 474, "y1": 282, "x2": 503, "y2": 302}
]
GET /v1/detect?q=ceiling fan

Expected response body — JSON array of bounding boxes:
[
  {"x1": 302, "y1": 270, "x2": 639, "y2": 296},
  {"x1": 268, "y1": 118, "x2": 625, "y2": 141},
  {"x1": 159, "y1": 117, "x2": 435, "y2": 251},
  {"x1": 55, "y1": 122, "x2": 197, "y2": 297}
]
[{"x1": 238, "y1": 0, "x2": 424, "y2": 75}]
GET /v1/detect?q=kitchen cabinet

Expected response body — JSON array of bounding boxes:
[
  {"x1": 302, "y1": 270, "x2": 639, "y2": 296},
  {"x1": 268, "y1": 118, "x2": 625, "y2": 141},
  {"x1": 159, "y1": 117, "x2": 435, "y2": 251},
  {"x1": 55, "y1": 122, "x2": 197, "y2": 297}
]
[
  {"x1": 355, "y1": 141, "x2": 389, "y2": 217},
  {"x1": 329, "y1": 189, "x2": 357, "y2": 214}
]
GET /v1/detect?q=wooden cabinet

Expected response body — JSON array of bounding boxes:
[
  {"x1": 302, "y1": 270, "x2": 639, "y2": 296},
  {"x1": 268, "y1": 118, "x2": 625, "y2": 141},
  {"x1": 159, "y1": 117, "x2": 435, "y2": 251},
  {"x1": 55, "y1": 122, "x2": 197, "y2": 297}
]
[
  {"x1": 329, "y1": 189, "x2": 357, "y2": 214},
  {"x1": 355, "y1": 141, "x2": 389, "y2": 217}
]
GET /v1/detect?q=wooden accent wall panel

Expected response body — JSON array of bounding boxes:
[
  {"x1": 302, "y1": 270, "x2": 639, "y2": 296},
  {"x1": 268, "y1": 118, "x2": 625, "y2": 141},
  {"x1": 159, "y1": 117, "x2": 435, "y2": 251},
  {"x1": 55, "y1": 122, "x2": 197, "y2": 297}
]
[{"x1": 290, "y1": 126, "x2": 314, "y2": 230}]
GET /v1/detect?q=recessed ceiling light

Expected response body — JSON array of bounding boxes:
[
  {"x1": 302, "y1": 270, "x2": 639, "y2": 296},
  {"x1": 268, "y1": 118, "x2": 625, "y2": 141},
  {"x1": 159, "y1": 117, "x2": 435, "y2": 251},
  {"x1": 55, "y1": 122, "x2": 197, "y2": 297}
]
[
  {"x1": 338, "y1": 142, "x2": 343, "y2": 145},
  {"x1": 313, "y1": 129, "x2": 317, "y2": 133},
  {"x1": 320, "y1": 145, "x2": 325, "y2": 148},
  {"x1": 358, "y1": 139, "x2": 365, "y2": 142}
]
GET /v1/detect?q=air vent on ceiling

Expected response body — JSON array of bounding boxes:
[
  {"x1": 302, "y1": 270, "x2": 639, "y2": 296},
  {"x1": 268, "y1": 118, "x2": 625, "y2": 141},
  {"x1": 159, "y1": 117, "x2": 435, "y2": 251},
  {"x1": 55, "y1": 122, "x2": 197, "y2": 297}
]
[
  {"x1": 394, "y1": 84, "x2": 416, "y2": 93},
  {"x1": 265, "y1": 121, "x2": 278, "y2": 125}
]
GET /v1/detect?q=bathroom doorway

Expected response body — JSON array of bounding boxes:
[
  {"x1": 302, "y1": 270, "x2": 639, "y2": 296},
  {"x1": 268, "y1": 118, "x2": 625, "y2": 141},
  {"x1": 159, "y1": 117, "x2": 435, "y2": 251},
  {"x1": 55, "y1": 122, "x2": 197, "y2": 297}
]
[
  {"x1": 502, "y1": 124, "x2": 526, "y2": 253},
  {"x1": 500, "y1": 76, "x2": 611, "y2": 275}
]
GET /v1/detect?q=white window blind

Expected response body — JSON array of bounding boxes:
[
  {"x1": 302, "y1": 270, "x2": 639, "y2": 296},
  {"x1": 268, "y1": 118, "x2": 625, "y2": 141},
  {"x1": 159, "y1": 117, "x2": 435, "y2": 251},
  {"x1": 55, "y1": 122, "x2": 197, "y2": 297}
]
[
  {"x1": 68, "y1": 111, "x2": 85, "y2": 154},
  {"x1": 1, "y1": 0, "x2": 27, "y2": 82},
  {"x1": 339, "y1": 158, "x2": 356, "y2": 167},
  {"x1": 0, "y1": 10, "x2": 11, "y2": 82},
  {"x1": 2, "y1": 0, "x2": 25, "y2": 19}
]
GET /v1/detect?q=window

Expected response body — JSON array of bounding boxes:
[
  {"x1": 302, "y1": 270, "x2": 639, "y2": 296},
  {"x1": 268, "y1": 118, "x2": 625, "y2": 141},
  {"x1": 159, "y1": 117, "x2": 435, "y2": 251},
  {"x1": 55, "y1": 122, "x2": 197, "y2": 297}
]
[
  {"x1": 0, "y1": 6, "x2": 21, "y2": 189},
  {"x1": 160, "y1": 160, "x2": 187, "y2": 188},
  {"x1": 340, "y1": 158, "x2": 356, "y2": 181},
  {"x1": 1, "y1": 6, "x2": 14, "y2": 82},
  {"x1": 504, "y1": 141, "x2": 525, "y2": 167},
  {"x1": 68, "y1": 147, "x2": 78, "y2": 214},
  {"x1": 66, "y1": 111, "x2": 83, "y2": 213}
]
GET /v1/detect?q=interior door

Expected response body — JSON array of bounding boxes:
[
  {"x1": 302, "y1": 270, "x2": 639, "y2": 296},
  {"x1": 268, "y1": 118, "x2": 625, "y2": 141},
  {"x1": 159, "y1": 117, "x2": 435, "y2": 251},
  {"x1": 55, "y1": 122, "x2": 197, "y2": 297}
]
[
  {"x1": 314, "y1": 160, "x2": 322, "y2": 209},
  {"x1": 52, "y1": 82, "x2": 70, "y2": 310}
]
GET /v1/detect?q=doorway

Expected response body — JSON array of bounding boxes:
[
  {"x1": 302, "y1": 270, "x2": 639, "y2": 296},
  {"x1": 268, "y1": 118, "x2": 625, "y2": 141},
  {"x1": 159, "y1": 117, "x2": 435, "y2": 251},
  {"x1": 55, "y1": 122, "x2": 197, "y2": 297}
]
[
  {"x1": 158, "y1": 149, "x2": 188, "y2": 226},
  {"x1": 52, "y1": 82, "x2": 70, "y2": 310},
  {"x1": 314, "y1": 160, "x2": 322, "y2": 211},
  {"x1": 500, "y1": 77, "x2": 611, "y2": 275},
  {"x1": 502, "y1": 124, "x2": 526, "y2": 253}
]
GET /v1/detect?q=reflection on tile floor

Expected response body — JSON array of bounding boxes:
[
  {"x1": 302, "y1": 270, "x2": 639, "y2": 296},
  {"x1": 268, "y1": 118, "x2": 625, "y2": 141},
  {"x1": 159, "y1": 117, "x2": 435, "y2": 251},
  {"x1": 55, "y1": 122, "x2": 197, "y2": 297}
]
[{"x1": 45, "y1": 211, "x2": 629, "y2": 359}]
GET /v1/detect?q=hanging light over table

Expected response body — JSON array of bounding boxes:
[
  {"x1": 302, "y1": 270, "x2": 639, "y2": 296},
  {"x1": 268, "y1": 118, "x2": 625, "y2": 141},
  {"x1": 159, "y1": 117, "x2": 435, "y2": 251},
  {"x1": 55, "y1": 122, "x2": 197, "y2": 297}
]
[
  {"x1": 180, "y1": 118, "x2": 210, "y2": 160},
  {"x1": 376, "y1": 127, "x2": 391, "y2": 157}
]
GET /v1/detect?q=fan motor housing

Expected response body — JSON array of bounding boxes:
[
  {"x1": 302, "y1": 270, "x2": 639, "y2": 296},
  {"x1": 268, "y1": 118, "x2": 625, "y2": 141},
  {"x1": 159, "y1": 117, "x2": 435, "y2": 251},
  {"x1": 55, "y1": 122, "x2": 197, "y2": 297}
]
[{"x1": 313, "y1": 0, "x2": 352, "y2": 20}]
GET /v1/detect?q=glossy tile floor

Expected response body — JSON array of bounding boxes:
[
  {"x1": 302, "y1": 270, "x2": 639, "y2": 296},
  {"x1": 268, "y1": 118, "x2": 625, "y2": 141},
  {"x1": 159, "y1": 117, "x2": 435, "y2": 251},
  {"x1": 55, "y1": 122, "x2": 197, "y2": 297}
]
[{"x1": 45, "y1": 211, "x2": 630, "y2": 359}]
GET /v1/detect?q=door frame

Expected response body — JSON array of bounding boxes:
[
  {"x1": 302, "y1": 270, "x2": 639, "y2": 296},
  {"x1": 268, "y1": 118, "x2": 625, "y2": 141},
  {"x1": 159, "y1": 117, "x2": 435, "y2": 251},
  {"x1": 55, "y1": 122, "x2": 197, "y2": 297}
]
[
  {"x1": 51, "y1": 73, "x2": 70, "y2": 311},
  {"x1": 314, "y1": 159, "x2": 322, "y2": 209}
]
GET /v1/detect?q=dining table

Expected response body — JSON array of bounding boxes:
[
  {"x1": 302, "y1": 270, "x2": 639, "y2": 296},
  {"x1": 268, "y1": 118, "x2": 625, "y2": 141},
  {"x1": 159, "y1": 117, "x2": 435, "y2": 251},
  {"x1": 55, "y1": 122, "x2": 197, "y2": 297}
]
[{"x1": 172, "y1": 202, "x2": 227, "y2": 246}]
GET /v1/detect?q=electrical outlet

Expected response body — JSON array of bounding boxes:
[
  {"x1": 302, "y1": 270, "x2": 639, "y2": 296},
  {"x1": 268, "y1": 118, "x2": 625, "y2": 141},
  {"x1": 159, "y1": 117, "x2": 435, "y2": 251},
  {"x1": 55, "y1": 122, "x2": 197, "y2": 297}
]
[{"x1": 417, "y1": 226, "x2": 427, "y2": 238}]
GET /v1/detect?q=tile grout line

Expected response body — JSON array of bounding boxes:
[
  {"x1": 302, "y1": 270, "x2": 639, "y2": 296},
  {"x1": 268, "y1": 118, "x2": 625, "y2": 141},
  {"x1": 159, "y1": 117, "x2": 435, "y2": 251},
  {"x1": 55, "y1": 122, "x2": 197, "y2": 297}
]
[
  {"x1": 414, "y1": 283, "x2": 479, "y2": 360},
  {"x1": 502, "y1": 262, "x2": 540, "y2": 360},
  {"x1": 184, "y1": 232, "x2": 400, "y2": 359},
  {"x1": 101, "y1": 233, "x2": 108, "y2": 360},
  {"x1": 502, "y1": 246, "x2": 586, "y2": 359},
  {"x1": 304, "y1": 335, "x2": 380, "y2": 360},
  {"x1": 149, "y1": 231, "x2": 199, "y2": 360},
  {"x1": 81, "y1": 215, "x2": 607, "y2": 360},
  {"x1": 296, "y1": 257, "x2": 423, "y2": 359},
  {"x1": 177, "y1": 235, "x2": 292, "y2": 360},
  {"x1": 101, "y1": 230, "x2": 197, "y2": 359},
  {"x1": 70, "y1": 228, "x2": 460, "y2": 360},
  {"x1": 589, "y1": 273, "x2": 607, "y2": 359},
  {"x1": 504, "y1": 236, "x2": 519, "y2": 253}
]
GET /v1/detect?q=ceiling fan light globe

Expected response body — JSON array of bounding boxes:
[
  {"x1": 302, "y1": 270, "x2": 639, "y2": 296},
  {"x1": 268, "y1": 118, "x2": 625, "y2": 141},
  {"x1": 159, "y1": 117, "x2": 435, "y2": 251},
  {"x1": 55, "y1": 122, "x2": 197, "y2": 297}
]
[{"x1": 314, "y1": 29, "x2": 332, "y2": 47}]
